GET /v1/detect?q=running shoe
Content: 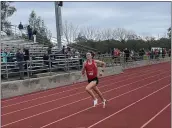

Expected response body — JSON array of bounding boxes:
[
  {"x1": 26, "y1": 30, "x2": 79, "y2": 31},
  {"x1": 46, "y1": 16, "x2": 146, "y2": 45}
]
[
  {"x1": 93, "y1": 99, "x2": 98, "y2": 107},
  {"x1": 103, "y1": 99, "x2": 107, "y2": 108}
]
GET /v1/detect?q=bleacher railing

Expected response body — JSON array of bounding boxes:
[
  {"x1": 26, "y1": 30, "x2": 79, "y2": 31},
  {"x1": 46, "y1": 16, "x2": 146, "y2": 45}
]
[
  {"x1": 1, "y1": 53, "x2": 171, "y2": 82},
  {"x1": 1, "y1": 24, "x2": 27, "y2": 39},
  {"x1": 1, "y1": 24, "x2": 55, "y2": 48},
  {"x1": 1, "y1": 54, "x2": 82, "y2": 81}
]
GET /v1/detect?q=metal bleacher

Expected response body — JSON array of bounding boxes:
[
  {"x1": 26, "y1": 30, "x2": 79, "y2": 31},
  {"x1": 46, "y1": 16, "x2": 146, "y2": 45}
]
[{"x1": 1, "y1": 27, "x2": 82, "y2": 80}]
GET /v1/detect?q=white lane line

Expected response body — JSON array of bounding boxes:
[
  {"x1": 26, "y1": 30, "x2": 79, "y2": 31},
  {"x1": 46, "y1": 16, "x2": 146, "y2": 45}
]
[
  {"x1": 2, "y1": 63, "x2": 167, "y2": 104},
  {"x1": 39, "y1": 80, "x2": 170, "y2": 128},
  {"x1": 2, "y1": 70, "x2": 169, "y2": 116},
  {"x1": 140, "y1": 103, "x2": 171, "y2": 128},
  {"x1": 1, "y1": 70, "x2": 126, "y2": 103},
  {"x1": 87, "y1": 85, "x2": 170, "y2": 128},
  {"x1": 2, "y1": 68, "x2": 168, "y2": 108},
  {"x1": 2, "y1": 75, "x2": 169, "y2": 128}
]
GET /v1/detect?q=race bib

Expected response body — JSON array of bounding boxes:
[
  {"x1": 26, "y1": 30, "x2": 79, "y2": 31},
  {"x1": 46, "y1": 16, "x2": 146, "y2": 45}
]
[{"x1": 88, "y1": 72, "x2": 93, "y2": 76}]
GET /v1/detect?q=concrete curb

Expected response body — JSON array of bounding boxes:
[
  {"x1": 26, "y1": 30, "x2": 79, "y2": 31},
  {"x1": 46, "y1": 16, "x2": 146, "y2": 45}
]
[{"x1": 1, "y1": 66, "x2": 123, "y2": 99}]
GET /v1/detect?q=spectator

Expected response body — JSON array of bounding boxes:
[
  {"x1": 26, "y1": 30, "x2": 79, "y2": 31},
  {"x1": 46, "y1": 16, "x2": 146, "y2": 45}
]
[
  {"x1": 27, "y1": 25, "x2": 32, "y2": 40},
  {"x1": 154, "y1": 49, "x2": 159, "y2": 59},
  {"x1": 33, "y1": 29, "x2": 37, "y2": 43},
  {"x1": 6, "y1": 49, "x2": 12, "y2": 62},
  {"x1": 1, "y1": 49, "x2": 8, "y2": 63},
  {"x1": 111, "y1": 49, "x2": 114, "y2": 57},
  {"x1": 113, "y1": 48, "x2": 120, "y2": 64},
  {"x1": 16, "y1": 49, "x2": 24, "y2": 80},
  {"x1": 164, "y1": 48, "x2": 167, "y2": 57},
  {"x1": 18, "y1": 22, "x2": 24, "y2": 37},
  {"x1": 64, "y1": 47, "x2": 68, "y2": 54},
  {"x1": 67, "y1": 47, "x2": 71, "y2": 52},
  {"x1": 43, "y1": 51, "x2": 52, "y2": 67},
  {"x1": 74, "y1": 51, "x2": 80, "y2": 58},
  {"x1": 139, "y1": 48, "x2": 145, "y2": 60},
  {"x1": 158, "y1": 49, "x2": 161, "y2": 58},
  {"x1": 130, "y1": 50, "x2": 135, "y2": 60},
  {"x1": 124, "y1": 48, "x2": 130, "y2": 62},
  {"x1": 162, "y1": 48, "x2": 165, "y2": 58},
  {"x1": 47, "y1": 46, "x2": 52, "y2": 55},
  {"x1": 150, "y1": 49, "x2": 154, "y2": 59},
  {"x1": 62, "y1": 46, "x2": 65, "y2": 54},
  {"x1": 23, "y1": 48, "x2": 30, "y2": 69},
  {"x1": 168, "y1": 49, "x2": 171, "y2": 57}
]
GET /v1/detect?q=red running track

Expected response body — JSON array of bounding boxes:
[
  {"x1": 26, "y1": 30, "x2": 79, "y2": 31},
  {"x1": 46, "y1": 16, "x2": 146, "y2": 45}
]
[{"x1": 1, "y1": 62, "x2": 171, "y2": 128}]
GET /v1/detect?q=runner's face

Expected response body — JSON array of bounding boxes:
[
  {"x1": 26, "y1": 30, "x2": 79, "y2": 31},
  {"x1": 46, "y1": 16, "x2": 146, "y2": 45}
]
[{"x1": 86, "y1": 53, "x2": 92, "y2": 60}]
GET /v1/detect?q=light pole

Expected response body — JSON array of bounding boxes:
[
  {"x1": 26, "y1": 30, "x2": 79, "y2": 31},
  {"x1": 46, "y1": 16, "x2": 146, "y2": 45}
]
[{"x1": 54, "y1": 1, "x2": 63, "y2": 49}]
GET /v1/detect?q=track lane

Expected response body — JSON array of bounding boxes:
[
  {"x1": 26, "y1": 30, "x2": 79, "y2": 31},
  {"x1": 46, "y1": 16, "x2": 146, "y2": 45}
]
[
  {"x1": 86, "y1": 86, "x2": 170, "y2": 128},
  {"x1": 2, "y1": 67, "x2": 169, "y2": 113},
  {"x1": 2, "y1": 70, "x2": 170, "y2": 118},
  {"x1": 38, "y1": 80, "x2": 170, "y2": 128},
  {"x1": 140, "y1": 103, "x2": 171, "y2": 128},
  {"x1": 2, "y1": 70, "x2": 170, "y2": 117},
  {"x1": 2, "y1": 74, "x2": 170, "y2": 127},
  {"x1": 2, "y1": 62, "x2": 169, "y2": 106}
]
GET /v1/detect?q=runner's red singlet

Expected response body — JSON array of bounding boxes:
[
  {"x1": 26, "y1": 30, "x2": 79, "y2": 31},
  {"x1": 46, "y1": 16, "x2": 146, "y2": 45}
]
[{"x1": 85, "y1": 60, "x2": 98, "y2": 80}]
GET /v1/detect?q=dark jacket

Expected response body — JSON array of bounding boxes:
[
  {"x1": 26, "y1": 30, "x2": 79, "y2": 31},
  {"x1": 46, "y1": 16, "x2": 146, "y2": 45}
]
[
  {"x1": 16, "y1": 52, "x2": 24, "y2": 62},
  {"x1": 27, "y1": 26, "x2": 32, "y2": 34},
  {"x1": 33, "y1": 30, "x2": 37, "y2": 35},
  {"x1": 24, "y1": 49, "x2": 30, "y2": 61},
  {"x1": 124, "y1": 50, "x2": 130, "y2": 57},
  {"x1": 18, "y1": 24, "x2": 23, "y2": 30}
]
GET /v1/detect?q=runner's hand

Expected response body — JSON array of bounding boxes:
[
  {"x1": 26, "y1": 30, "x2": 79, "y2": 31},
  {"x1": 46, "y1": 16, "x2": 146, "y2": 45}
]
[
  {"x1": 82, "y1": 72, "x2": 85, "y2": 77},
  {"x1": 99, "y1": 71, "x2": 103, "y2": 76}
]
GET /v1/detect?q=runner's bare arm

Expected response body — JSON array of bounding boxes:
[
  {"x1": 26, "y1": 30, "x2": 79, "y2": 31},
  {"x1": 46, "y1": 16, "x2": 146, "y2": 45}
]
[{"x1": 95, "y1": 60, "x2": 106, "y2": 72}]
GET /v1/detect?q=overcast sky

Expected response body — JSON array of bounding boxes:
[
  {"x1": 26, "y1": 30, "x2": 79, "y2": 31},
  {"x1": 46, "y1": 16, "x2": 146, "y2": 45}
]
[{"x1": 9, "y1": 1, "x2": 171, "y2": 38}]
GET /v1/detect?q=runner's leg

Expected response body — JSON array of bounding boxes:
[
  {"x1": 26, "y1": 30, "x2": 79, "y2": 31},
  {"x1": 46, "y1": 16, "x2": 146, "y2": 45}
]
[
  {"x1": 85, "y1": 81, "x2": 97, "y2": 100},
  {"x1": 93, "y1": 86, "x2": 107, "y2": 108},
  {"x1": 93, "y1": 86, "x2": 105, "y2": 102}
]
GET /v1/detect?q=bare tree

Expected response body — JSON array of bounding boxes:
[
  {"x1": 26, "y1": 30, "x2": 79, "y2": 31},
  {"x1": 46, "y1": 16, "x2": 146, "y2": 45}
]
[
  {"x1": 144, "y1": 36, "x2": 155, "y2": 41},
  {"x1": 79, "y1": 26, "x2": 97, "y2": 41},
  {"x1": 101, "y1": 28, "x2": 113, "y2": 41},
  {"x1": 126, "y1": 30, "x2": 138, "y2": 40},
  {"x1": 62, "y1": 21, "x2": 79, "y2": 44},
  {"x1": 94, "y1": 29, "x2": 102, "y2": 41},
  {"x1": 112, "y1": 28, "x2": 131, "y2": 42}
]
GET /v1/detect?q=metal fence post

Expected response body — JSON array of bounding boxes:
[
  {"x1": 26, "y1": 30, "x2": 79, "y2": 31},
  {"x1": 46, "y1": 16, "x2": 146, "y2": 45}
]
[
  {"x1": 30, "y1": 60, "x2": 33, "y2": 76},
  {"x1": 5, "y1": 62, "x2": 9, "y2": 80},
  {"x1": 49, "y1": 55, "x2": 52, "y2": 73},
  {"x1": 27, "y1": 61, "x2": 30, "y2": 78},
  {"x1": 67, "y1": 55, "x2": 69, "y2": 72}
]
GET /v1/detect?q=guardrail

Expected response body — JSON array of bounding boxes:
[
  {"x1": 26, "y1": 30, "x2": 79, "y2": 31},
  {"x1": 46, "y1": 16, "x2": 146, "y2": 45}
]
[
  {"x1": 1, "y1": 53, "x2": 170, "y2": 82},
  {"x1": 1, "y1": 57, "x2": 82, "y2": 80}
]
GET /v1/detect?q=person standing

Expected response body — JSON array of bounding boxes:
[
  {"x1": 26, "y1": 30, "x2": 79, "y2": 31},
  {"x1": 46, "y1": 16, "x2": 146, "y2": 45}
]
[
  {"x1": 27, "y1": 25, "x2": 32, "y2": 41},
  {"x1": 18, "y1": 22, "x2": 24, "y2": 37},
  {"x1": 124, "y1": 48, "x2": 130, "y2": 62},
  {"x1": 1, "y1": 49, "x2": 7, "y2": 63},
  {"x1": 162, "y1": 48, "x2": 165, "y2": 58},
  {"x1": 33, "y1": 29, "x2": 37, "y2": 43},
  {"x1": 23, "y1": 48, "x2": 30, "y2": 69},
  {"x1": 168, "y1": 49, "x2": 171, "y2": 57},
  {"x1": 16, "y1": 49, "x2": 24, "y2": 80}
]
